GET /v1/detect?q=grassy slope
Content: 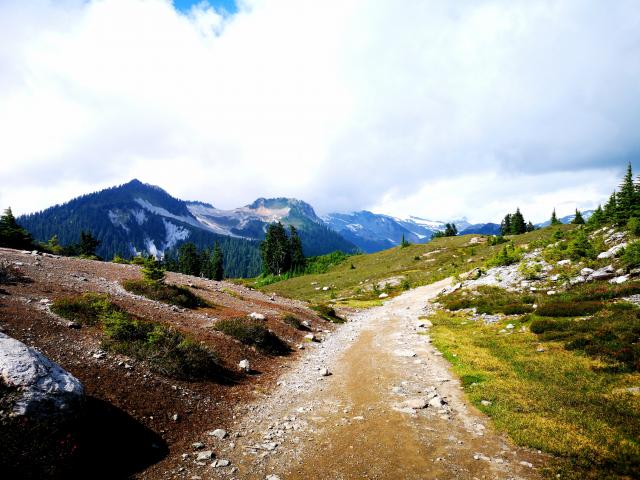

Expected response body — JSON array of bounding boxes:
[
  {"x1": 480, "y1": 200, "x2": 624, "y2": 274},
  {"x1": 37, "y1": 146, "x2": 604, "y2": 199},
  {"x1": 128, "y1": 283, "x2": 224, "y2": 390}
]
[
  {"x1": 261, "y1": 226, "x2": 574, "y2": 305},
  {"x1": 259, "y1": 223, "x2": 640, "y2": 477}
]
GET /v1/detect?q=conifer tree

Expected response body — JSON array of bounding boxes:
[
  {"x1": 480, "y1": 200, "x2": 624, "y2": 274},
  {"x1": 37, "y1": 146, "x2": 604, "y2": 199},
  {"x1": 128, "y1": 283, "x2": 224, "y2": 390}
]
[
  {"x1": 588, "y1": 205, "x2": 605, "y2": 226},
  {"x1": 617, "y1": 162, "x2": 635, "y2": 223},
  {"x1": 0, "y1": 207, "x2": 34, "y2": 250},
  {"x1": 178, "y1": 242, "x2": 201, "y2": 276},
  {"x1": 142, "y1": 255, "x2": 165, "y2": 284},
  {"x1": 212, "y1": 241, "x2": 224, "y2": 281},
  {"x1": 400, "y1": 234, "x2": 411, "y2": 247},
  {"x1": 511, "y1": 208, "x2": 526, "y2": 234},
  {"x1": 604, "y1": 191, "x2": 618, "y2": 220},
  {"x1": 550, "y1": 209, "x2": 561, "y2": 226},
  {"x1": 526, "y1": 221, "x2": 536, "y2": 232},
  {"x1": 288, "y1": 226, "x2": 305, "y2": 273},
  {"x1": 78, "y1": 231, "x2": 100, "y2": 257},
  {"x1": 572, "y1": 209, "x2": 585, "y2": 225},
  {"x1": 500, "y1": 214, "x2": 512, "y2": 236},
  {"x1": 260, "y1": 222, "x2": 291, "y2": 275}
]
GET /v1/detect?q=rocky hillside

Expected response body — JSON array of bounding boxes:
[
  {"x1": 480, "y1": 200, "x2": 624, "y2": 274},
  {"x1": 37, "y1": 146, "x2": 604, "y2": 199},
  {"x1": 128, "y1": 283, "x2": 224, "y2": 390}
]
[{"x1": 0, "y1": 247, "x2": 337, "y2": 478}]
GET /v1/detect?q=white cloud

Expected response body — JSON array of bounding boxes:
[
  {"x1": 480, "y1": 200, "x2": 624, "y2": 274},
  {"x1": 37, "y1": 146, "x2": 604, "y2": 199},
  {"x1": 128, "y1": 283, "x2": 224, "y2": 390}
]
[{"x1": 1, "y1": 0, "x2": 639, "y2": 222}]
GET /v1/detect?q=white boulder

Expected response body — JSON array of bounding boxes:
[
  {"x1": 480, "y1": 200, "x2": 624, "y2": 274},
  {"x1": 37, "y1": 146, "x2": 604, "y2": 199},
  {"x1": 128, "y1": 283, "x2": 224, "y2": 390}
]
[{"x1": 0, "y1": 333, "x2": 84, "y2": 417}]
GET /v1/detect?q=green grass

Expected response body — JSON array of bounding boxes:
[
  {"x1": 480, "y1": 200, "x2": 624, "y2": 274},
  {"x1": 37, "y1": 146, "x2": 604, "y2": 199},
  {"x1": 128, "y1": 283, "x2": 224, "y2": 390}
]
[
  {"x1": 430, "y1": 310, "x2": 640, "y2": 479},
  {"x1": 256, "y1": 227, "x2": 573, "y2": 304},
  {"x1": 51, "y1": 294, "x2": 224, "y2": 380},
  {"x1": 122, "y1": 279, "x2": 210, "y2": 309},
  {"x1": 51, "y1": 293, "x2": 118, "y2": 326},
  {"x1": 439, "y1": 285, "x2": 535, "y2": 315},
  {"x1": 214, "y1": 318, "x2": 289, "y2": 355}
]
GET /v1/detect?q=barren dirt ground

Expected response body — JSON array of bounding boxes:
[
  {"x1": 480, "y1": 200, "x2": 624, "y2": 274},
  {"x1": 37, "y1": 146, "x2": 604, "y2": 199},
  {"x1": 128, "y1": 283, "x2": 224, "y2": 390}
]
[{"x1": 209, "y1": 279, "x2": 548, "y2": 479}]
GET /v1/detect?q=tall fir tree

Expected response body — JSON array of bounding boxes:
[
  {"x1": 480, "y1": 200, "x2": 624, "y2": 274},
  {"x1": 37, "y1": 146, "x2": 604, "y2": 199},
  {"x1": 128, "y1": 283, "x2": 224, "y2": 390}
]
[
  {"x1": 500, "y1": 214, "x2": 512, "y2": 236},
  {"x1": 617, "y1": 162, "x2": 635, "y2": 224},
  {"x1": 0, "y1": 207, "x2": 33, "y2": 250},
  {"x1": 550, "y1": 209, "x2": 561, "y2": 226},
  {"x1": 260, "y1": 222, "x2": 291, "y2": 275},
  {"x1": 603, "y1": 191, "x2": 618, "y2": 221},
  {"x1": 288, "y1": 226, "x2": 306, "y2": 273},
  {"x1": 212, "y1": 241, "x2": 224, "y2": 281},
  {"x1": 588, "y1": 204, "x2": 605, "y2": 226},
  {"x1": 178, "y1": 242, "x2": 201, "y2": 276},
  {"x1": 572, "y1": 209, "x2": 585, "y2": 225},
  {"x1": 78, "y1": 231, "x2": 100, "y2": 257},
  {"x1": 511, "y1": 208, "x2": 526, "y2": 234}
]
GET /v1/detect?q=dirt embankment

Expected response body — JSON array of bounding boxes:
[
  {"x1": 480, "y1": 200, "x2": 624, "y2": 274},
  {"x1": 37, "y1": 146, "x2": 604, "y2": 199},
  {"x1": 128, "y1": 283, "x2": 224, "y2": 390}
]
[{"x1": 0, "y1": 248, "x2": 333, "y2": 479}]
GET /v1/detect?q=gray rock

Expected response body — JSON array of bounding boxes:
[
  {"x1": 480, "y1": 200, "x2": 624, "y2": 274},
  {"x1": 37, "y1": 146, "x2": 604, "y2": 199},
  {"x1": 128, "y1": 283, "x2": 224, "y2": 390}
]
[
  {"x1": 248, "y1": 312, "x2": 266, "y2": 321},
  {"x1": 212, "y1": 459, "x2": 230, "y2": 467},
  {"x1": 196, "y1": 450, "x2": 214, "y2": 461},
  {"x1": 192, "y1": 442, "x2": 205, "y2": 449},
  {"x1": 210, "y1": 428, "x2": 227, "y2": 440},
  {"x1": 319, "y1": 367, "x2": 331, "y2": 377},
  {"x1": 580, "y1": 267, "x2": 594, "y2": 276},
  {"x1": 589, "y1": 265, "x2": 615, "y2": 281},
  {"x1": 570, "y1": 275, "x2": 586, "y2": 285},
  {"x1": 266, "y1": 475, "x2": 281, "y2": 480},
  {"x1": 0, "y1": 333, "x2": 84, "y2": 417},
  {"x1": 557, "y1": 259, "x2": 571, "y2": 266},
  {"x1": 378, "y1": 293, "x2": 389, "y2": 299},
  {"x1": 610, "y1": 275, "x2": 629, "y2": 284}
]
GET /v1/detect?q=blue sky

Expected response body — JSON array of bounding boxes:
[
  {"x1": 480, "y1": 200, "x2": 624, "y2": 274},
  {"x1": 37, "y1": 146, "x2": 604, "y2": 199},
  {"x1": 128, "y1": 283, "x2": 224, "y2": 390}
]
[
  {"x1": 1, "y1": 0, "x2": 638, "y2": 223},
  {"x1": 173, "y1": 0, "x2": 237, "y2": 14}
]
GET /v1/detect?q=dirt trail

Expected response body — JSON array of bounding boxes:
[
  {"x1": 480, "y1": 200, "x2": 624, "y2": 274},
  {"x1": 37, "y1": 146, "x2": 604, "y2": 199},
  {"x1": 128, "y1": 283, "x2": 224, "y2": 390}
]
[{"x1": 213, "y1": 279, "x2": 546, "y2": 479}]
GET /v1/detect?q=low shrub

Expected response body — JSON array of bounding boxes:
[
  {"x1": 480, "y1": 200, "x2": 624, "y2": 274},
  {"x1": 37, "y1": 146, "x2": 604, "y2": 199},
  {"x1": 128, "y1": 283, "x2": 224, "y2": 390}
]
[
  {"x1": 102, "y1": 311, "x2": 223, "y2": 379},
  {"x1": 621, "y1": 241, "x2": 640, "y2": 270},
  {"x1": 627, "y1": 217, "x2": 640, "y2": 236},
  {"x1": 51, "y1": 293, "x2": 118, "y2": 326},
  {"x1": 122, "y1": 279, "x2": 209, "y2": 309},
  {"x1": 440, "y1": 286, "x2": 534, "y2": 315},
  {"x1": 311, "y1": 304, "x2": 346, "y2": 323},
  {"x1": 536, "y1": 300, "x2": 605, "y2": 317},
  {"x1": 486, "y1": 245, "x2": 522, "y2": 267},
  {"x1": 52, "y1": 293, "x2": 224, "y2": 380},
  {"x1": 487, "y1": 235, "x2": 507, "y2": 246},
  {"x1": 531, "y1": 307, "x2": 640, "y2": 372},
  {"x1": 214, "y1": 318, "x2": 289, "y2": 355},
  {"x1": 556, "y1": 281, "x2": 640, "y2": 302},
  {"x1": 282, "y1": 314, "x2": 303, "y2": 330}
]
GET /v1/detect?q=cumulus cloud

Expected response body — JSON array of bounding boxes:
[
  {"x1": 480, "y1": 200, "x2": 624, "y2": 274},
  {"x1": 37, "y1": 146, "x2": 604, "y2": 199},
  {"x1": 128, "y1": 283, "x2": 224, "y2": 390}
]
[{"x1": 1, "y1": 0, "x2": 639, "y2": 222}]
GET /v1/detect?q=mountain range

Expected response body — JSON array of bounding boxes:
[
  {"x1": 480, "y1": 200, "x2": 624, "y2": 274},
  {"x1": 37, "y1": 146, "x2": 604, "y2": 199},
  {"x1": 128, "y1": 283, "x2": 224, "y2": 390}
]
[{"x1": 17, "y1": 179, "x2": 562, "y2": 276}]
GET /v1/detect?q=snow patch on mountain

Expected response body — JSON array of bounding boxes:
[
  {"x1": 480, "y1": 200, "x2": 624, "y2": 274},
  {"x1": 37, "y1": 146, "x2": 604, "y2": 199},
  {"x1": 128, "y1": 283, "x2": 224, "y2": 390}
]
[{"x1": 163, "y1": 219, "x2": 190, "y2": 250}]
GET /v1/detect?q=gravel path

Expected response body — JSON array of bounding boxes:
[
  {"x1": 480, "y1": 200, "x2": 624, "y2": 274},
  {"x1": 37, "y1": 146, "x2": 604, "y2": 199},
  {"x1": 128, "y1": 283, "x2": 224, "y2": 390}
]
[{"x1": 197, "y1": 279, "x2": 547, "y2": 479}]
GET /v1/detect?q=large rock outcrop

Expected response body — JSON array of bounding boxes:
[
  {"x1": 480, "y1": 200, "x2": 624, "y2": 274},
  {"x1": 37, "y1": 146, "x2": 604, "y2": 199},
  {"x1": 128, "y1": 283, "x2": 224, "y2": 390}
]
[{"x1": 0, "y1": 332, "x2": 84, "y2": 417}]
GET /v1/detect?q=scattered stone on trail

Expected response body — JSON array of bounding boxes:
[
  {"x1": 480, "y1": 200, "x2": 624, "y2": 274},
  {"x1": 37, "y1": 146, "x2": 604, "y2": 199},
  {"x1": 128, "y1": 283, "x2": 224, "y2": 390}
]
[
  {"x1": 192, "y1": 442, "x2": 205, "y2": 450},
  {"x1": 519, "y1": 461, "x2": 534, "y2": 468},
  {"x1": 238, "y1": 359, "x2": 251, "y2": 372},
  {"x1": 266, "y1": 475, "x2": 281, "y2": 480},
  {"x1": 473, "y1": 453, "x2": 491, "y2": 461},
  {"x1": 210, "y1": 428, "x2": 228, "y2": 440},
  {"x1": 378, "y1": 293, "x2": 389, "y2": 299},
  {"x1": 212, "y1": 459, "x2": 230, "y2": 468},
  {"x1": 580, "y1": 267, "x2": 594, "y2": 276},
  {"x1": 428, "y1": 395, "x2": 447, "y2": 409},
  {"x1": 570, "y1": 276, "x2": 586, "y2": 285},
  {"x1": 394, "y1": 349, "x2": 417, "y2": 358},
  {"x1": 405, "y1": 398, "x2": 428, "y2": 409},
  {"x1": 248, "y1": 312, "x2": 266, "y2": 321},
  {"x1": 557, "y1": 259, "x2": 571, "y2": 266},
  {"x1": 319, "y1": 367, "x2": 331, "y2": 377},
  {"x1": 0, "y1": 332, "x2": 84, "y2": 417},
  {"x1": 304, "y1": 333, "x2": 316, "y2": 342},
  {"x1": 546, "y1": 290, "x2": 556, "y2": 295},
  {"x1": 196, "y1": 450, "x2": 214, "y2": 461}
]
